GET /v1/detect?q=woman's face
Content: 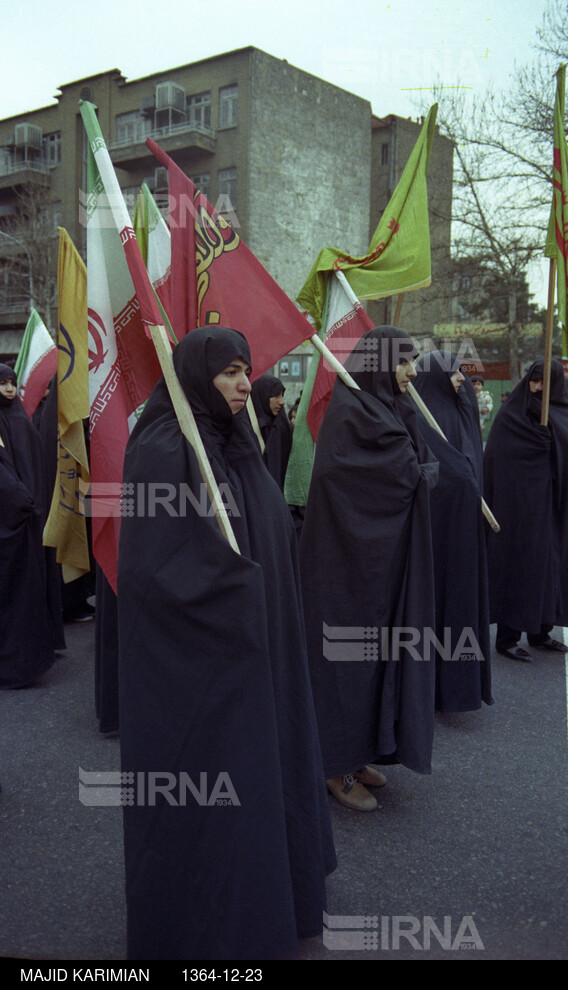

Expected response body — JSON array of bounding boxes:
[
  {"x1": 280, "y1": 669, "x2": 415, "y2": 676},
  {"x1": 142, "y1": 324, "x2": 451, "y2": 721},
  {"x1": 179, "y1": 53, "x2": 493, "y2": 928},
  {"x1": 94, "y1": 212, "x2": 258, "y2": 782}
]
[
  {"x1": 212, "y1": 358, "x2": 252, "y2": 414},
  {"x1": 394, "y1": 358, "x2": 417, "y2": 393},
  {"x1": 0, "y1": 377, "x2": 17, "y2": 401},
  {"x1": 269, "y1": 391, "x2": 285, "y2": 417}
]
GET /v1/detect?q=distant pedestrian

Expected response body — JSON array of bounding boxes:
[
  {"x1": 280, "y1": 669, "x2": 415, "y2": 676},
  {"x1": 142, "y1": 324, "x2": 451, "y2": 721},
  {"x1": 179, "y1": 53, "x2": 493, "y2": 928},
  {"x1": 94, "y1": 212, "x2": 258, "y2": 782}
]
[
  {"x1": 251, "y1": 374, "x2": 293, "y2": 489},
  {"x1": 471, "y1": 375, "x2": 493, "y2": 433}
]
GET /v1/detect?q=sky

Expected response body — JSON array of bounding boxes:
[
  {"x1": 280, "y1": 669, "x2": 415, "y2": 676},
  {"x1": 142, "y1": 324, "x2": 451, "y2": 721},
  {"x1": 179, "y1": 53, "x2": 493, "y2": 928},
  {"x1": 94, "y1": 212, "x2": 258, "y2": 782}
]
[
  {"x1": 2, "y1": 0, "x2": 553, "y2": 121},
  {"x1": 1, "y1": 0, "x2": 557, "y2": 301}
]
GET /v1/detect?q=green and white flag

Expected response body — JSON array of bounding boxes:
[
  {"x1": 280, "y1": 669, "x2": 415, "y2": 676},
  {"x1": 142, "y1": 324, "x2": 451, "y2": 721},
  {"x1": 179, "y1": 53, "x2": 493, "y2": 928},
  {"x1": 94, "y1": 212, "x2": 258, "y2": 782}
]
[{"x1": 14, "y1": 307, "x2": 57, "y2": 417}]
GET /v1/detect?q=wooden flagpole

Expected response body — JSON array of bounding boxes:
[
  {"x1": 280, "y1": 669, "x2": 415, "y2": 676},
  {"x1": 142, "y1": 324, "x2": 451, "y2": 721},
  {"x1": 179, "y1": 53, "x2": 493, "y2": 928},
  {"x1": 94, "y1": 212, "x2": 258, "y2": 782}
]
[
  {"x1": 541, "y1": 257, "x2": 557, "y2": 427},
  {"x1": 148, "y1": 324, "x2": 241, "y2": 554},
  {"x1": 246, "y1": 398, "x2": 265, "y2": 453}
]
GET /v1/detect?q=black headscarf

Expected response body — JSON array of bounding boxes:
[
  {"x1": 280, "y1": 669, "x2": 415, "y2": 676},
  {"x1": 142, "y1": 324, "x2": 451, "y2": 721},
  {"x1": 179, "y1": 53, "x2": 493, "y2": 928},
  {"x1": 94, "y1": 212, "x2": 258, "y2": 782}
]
[
  {"x1": 251, "y1": 374, "x2": 293, "y2": 489},
  {"x1": 484, "y1": 358, "x2": 568, "y2": 631},
  {"x1": 0, "y1": 365, "x2": 60, "y2": 687},
  {"x1": 118, "y1": 326, "x2": 335, "y2": 960},
  {"x1": 299, "y1": 326, "x2": 439, "y2": 776},
  {"x1": 414, "y1": 352, "x2": 492, "y2": 713}
]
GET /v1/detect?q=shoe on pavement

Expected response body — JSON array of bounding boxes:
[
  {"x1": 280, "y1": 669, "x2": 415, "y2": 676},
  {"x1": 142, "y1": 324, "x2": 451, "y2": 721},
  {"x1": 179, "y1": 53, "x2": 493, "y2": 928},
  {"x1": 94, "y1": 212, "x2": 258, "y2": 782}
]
[
  {"x1": 354, "y1": 765, "x2": 387, "y2": 788},
  {"x1": 530, "y1": 637, "x2": 568, "y2": 653},
  {"x1": 326, "y1": 774, "x2": 378, "y2": 811},
  {"x1": 497, "y1": 646, "x2": 532, "y2": 662}
]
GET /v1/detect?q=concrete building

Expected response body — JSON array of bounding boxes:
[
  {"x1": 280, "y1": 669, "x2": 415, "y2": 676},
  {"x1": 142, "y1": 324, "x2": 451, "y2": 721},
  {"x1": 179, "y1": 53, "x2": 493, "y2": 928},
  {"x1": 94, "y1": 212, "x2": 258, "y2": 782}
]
[{"x1": 0, "y1": 46, "x2": 453, "y2": 369}]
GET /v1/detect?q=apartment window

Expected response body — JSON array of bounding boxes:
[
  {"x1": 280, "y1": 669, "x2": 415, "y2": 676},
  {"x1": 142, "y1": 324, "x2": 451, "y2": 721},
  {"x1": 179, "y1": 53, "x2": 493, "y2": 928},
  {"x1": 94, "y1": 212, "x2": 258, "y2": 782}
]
[
  {"x1": 381, "y1": 143, "x2": 389, "y2": 166},
  {"x1": 188, "y1": 93, "x2": 211, "y2": 129},
  {"x1": 219, "y1": 85, "x2": 238, "y2": 128},
  {"x1": 190, "y1": 173, "x2": 210, "y2": 199},
  {"x1": 218, "y1": 168, "x2": 237, "y2": 212},
  {"x1": 44, "y1": 132, "x2": 61, "y2": 167}
]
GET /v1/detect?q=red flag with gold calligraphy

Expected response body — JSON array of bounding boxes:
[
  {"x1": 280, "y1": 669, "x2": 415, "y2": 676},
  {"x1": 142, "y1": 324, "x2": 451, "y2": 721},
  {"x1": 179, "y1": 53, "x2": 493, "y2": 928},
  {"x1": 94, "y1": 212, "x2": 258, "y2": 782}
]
[{"x1": 146, "y1": 139, "x2": 312, "y2": 379}]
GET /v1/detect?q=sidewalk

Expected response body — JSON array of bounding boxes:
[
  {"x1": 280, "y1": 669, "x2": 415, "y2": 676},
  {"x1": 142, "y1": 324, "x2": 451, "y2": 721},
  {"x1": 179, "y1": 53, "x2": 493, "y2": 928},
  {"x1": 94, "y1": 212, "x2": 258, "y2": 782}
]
[{"x1": 1, "y1": 619, "x2": 567, "y2": 964}]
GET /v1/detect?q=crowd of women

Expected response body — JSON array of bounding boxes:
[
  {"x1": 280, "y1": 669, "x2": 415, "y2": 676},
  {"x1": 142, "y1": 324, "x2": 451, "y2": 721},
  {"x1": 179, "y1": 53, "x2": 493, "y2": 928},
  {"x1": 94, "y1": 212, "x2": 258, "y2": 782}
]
[{"x1": 1, "y1": 323, "x2": 568, "y2": 961}]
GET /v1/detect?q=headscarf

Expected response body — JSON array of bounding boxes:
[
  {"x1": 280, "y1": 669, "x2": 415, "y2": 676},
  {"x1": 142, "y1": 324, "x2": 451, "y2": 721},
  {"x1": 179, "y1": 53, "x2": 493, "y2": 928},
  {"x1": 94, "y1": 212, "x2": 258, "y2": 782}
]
[
  {"x1": 0, "y1": 363, "x2": 17, "y2": 408},
  {"x1": 414, "y1": 350, "x2": 483, "y2": 485}
]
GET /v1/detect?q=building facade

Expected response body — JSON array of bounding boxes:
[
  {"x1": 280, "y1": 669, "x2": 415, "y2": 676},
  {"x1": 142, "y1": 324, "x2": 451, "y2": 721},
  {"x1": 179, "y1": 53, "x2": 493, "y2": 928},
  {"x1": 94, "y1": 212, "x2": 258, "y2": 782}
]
[{"x1": 0, "y1": 47, "x2": 453, "y2": 369}]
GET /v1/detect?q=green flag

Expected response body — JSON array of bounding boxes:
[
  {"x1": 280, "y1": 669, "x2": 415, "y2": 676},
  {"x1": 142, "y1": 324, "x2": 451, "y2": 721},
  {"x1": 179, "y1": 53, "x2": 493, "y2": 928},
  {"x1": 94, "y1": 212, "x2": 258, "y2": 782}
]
[
  {"x1": 283, "y1": 329, "x2": 325, "y2": 508},
  {"x1": 545, "y1": 65, "x2": 568, "y2": 356},
  {"x1": 297, "y1": 104, "x2": 438, "y2": 329}
]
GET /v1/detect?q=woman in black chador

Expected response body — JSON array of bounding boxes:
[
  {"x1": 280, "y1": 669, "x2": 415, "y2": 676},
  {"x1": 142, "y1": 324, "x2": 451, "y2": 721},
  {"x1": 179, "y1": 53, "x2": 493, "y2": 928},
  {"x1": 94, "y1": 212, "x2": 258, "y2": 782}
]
[
  {"x1": 414, "y1": 351, "x2": 492, "y2": 712},
  {"x1": 117, "y1": 327, "x2": 336, "y2": 960},
  {"x1": 484, "y1": 359, "x2": 568, "y2": 661},
  {"x1": 250, "y1": 373, "x2": 293, "y2": 489},
  {"x1": 299, "y1": 326, "x2": 439, "y2": 812},
  {"x1": 0, "y1": 364, "x2": 62, "y2": 688}
]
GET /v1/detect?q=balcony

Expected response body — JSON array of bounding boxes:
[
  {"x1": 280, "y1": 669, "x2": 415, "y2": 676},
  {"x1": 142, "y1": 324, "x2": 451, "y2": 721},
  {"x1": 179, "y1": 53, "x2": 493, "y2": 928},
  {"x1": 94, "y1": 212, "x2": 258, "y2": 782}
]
[
  {"x1": 109, "y1": 118, "x2": 216, "y2": 169},
  {"x1": 0, "y1": 156, "x2": 51, "y2": 191}
]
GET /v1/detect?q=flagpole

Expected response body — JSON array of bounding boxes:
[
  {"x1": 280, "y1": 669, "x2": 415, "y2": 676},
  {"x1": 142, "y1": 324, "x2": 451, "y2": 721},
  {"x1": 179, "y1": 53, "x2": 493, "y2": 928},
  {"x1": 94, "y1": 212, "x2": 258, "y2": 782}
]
[
  {"x1": 334, "y1": 271, "x2": 500, "y2": 533},
  {"x1": 541, "y1": 257, "x2": 556, "y2": 427},
  {"x1": 147, "y1": 323, "x2": 241, "y2": 553},
  {"x1": 246, "y1": 398, "x2": 265, "y2": 452},
  {"x1": 393, "y1": 293, "x2": 404, "y2": 326},
  {"x1": 79, "y1": 102, "x2": 240, "y2": 556}
]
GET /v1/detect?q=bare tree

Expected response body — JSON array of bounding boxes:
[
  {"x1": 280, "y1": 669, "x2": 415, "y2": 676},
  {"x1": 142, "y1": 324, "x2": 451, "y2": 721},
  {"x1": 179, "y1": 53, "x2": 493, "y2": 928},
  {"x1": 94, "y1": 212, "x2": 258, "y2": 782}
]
[{"x1": 0, "y1": 182, "x2": 59, "y2": 333}]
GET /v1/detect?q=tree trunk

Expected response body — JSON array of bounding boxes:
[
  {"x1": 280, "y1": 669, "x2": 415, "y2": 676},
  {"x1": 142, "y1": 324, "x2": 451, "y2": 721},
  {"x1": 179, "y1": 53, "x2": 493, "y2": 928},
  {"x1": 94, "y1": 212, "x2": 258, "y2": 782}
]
[{"x1": 508, "y1": 287, "x2": 520, "y2": 385}]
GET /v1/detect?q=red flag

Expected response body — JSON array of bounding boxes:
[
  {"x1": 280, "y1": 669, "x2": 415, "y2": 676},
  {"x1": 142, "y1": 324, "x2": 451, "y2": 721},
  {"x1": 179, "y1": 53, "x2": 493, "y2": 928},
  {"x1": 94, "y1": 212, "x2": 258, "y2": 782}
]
[
  {"x1": 146, "y1": 139, "x2": 312, "y2": 378},
  {"x1": 305, "y1": 272, "x2": 374, "y2": 440}
]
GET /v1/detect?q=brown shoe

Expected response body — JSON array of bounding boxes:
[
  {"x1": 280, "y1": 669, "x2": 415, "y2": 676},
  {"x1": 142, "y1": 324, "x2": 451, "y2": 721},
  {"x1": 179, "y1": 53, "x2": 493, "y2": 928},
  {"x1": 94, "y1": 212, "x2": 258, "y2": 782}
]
[
  {"x1": 326, "y1": 774, "x2": 378, "y2": 811},
  {"x1": 354, "y1": 765, "x2": 387, "y2": 788}
]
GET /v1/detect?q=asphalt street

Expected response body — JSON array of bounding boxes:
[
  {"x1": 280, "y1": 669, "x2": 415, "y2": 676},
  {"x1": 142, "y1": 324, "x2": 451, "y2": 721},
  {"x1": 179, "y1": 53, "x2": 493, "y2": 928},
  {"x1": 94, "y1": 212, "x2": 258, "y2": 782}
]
[{"x1": 0, "y1": 616, "x2": 567, "y2": 969}]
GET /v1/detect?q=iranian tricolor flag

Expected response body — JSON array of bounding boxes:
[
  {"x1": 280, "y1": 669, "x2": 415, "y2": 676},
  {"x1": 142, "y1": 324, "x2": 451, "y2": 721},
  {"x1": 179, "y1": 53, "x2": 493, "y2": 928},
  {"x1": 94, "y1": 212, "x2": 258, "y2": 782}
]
[
  {"x1": 305, "y1": 272, "x2": 374, "y2": 440},
  {"x1": 81, "y1": 105, "x2": 163, "y2": 592},
  {"x1": 283, "y1": 272, "x2": 373, "y2": 507},
  {"x1": 133, "y1": 182, "x2": 172, "y2": 330},
  {"x1": 15, "y1": 307, "x2": 57, "y2": 417}
]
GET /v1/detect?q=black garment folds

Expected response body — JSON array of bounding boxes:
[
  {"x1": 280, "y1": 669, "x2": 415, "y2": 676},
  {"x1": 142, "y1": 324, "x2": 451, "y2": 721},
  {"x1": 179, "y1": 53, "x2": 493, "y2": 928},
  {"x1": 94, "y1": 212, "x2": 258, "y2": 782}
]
[
  {"x1": 251, "y1": 374, "x2": 293, "y2": 489},
  {"x1": 0, "y1": 366, "x2": 58, "y2": 687},
  {"x1": 299, "y1": 327, "x2": 439, "y2": 777},
  {"x1": 484, "y1": 358, "x2": 568, "y2": 632},
  {"x1": 117, "y1": 328, "x2": 336, "y2": 961},
  {"x1": 414, "y1": 352, "x2": 492, "y2": 712}
]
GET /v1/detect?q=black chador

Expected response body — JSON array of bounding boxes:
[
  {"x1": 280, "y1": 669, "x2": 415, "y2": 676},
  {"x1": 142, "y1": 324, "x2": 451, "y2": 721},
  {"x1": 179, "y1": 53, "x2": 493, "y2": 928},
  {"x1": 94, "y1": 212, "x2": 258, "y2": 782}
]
[
  {"x1": 117, "y1": 328, "x2": 336, "y2": 961},
  {"x1": 414, "y1": 352, "x2": 492, "y2": 712},
  {"x1": 484, "y1": 359, "x2": 568, "y2": 650},
  {"x1": 250, "y1": 374, "x2": 293, "y2": 489},
  {"x1": 0, "y1": 364, "x2": 61, "y2": 688},
  {"x1": 299, "y1": 327, "x2": 439, "y2": 783}
]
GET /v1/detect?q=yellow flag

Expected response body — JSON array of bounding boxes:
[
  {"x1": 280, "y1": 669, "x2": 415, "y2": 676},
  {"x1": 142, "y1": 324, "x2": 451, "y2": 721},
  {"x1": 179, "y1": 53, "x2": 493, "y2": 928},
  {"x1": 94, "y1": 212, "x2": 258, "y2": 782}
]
[{"x1": 44, "y1": 229, "x2": 91, "y2": 582}]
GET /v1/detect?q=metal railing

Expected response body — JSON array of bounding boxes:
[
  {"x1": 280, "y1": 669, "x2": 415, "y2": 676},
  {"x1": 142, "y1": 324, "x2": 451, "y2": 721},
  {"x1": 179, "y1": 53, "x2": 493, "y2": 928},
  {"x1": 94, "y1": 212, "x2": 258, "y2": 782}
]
[
  {"x1": 109, "y1": 117, "x2": 214, "y2": 150},
  {"x1": 0, "y1": 157, "x2": 50, "y2": 177}
]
